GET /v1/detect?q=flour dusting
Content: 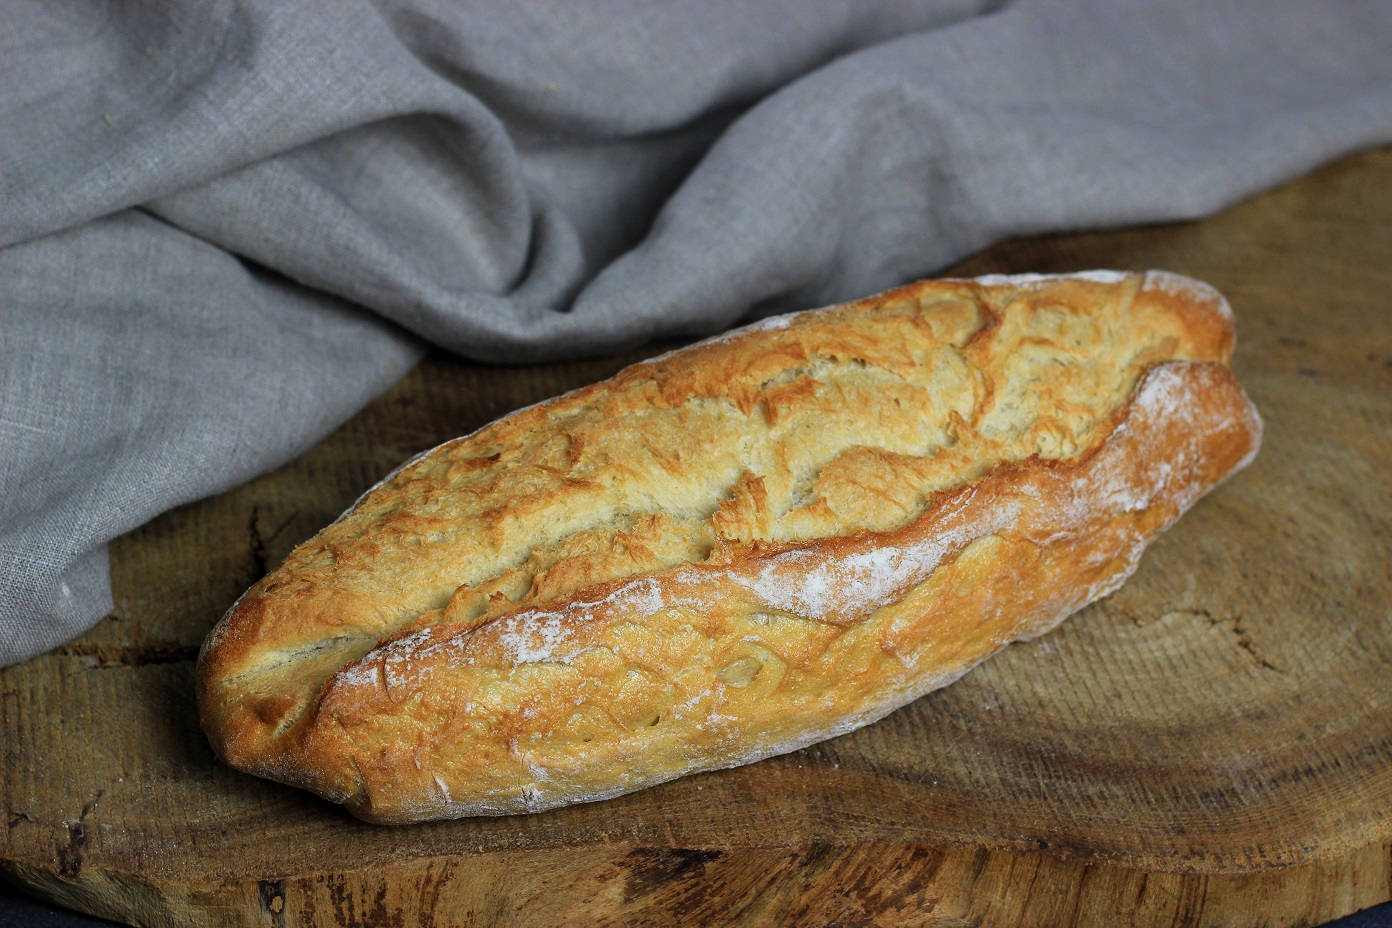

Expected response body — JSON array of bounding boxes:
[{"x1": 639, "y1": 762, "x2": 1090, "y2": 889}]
[
  {"x1": 496, "y1": 576, "x2": 666, "y2": 664},
  {"x1": 736, "y1": 499, "x2": 1022, "y2": 622},
  {"x1": 965, "y1": 269, "x2": 1130, "y2": 288},
  {"x1": 1142, "y1": 270, "x2": 1234, "y2": 321}
]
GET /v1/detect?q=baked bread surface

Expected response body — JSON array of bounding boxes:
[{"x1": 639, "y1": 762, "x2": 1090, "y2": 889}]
[{"x1": 197, "y1": 270, "x2": 1261, "y2": 822}]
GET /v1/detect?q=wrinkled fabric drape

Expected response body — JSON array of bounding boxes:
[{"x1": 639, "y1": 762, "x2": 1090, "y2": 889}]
[{"x1": 3, "y1": 0, "x2": 1391, "y2": 665}]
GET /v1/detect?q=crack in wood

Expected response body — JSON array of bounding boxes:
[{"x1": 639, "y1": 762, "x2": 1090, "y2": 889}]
[
  {"x1": 248, "y1": 504, "x2": 299, "y2": 581},
  {"x1": 1198, "y1": 609, "x2": 1286, "y2": 675},
  {"x1": 55, "y1": 790, "x2": 104, "y2": 879},
  {"x1": 259, "y1": 878, "x2": 287, "y2": 927},
  {"x1": 51, "y1": 641, "x2": 199, "y2": 668},
  {"x1": 621, "y1": 847, "x2": 724, "y2": 903},
  {"x1": 1114, "y1": 605, "x2": 1286, "y2": 674}
]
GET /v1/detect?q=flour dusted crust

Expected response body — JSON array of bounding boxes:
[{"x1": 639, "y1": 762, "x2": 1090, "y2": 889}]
[{"x1": 197, "y1": 270, "x2": 1262, "y2": 823}]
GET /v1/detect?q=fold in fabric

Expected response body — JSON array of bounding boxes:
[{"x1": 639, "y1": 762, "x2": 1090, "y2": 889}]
[{"x1": 2, "y1": 0, "x2": 1391, "y2": 664}]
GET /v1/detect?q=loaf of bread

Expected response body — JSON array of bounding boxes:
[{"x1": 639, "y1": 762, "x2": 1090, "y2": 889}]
[{"x1": 197, "y1": 270, "x2": 1261, "y2": 823}]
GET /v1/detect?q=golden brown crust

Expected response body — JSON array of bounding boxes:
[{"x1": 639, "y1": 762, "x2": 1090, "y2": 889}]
[{"x1": 197, "y1": 270, "x2": 1261, "y2": 822}]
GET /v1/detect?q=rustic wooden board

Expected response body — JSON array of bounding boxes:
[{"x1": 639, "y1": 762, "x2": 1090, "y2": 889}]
[{"x1": 3, "y1": 148, "x2": 1390, "y2": 928}]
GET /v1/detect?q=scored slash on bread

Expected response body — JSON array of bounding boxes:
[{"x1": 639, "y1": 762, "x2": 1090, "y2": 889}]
[{"x1": 197, "y1": 270, "x2": 1261, "y2": 823}]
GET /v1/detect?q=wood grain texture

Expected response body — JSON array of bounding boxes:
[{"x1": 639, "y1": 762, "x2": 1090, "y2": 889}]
[{"x1": 3, "y1": 147, "x2": 1391, "y2": 927}]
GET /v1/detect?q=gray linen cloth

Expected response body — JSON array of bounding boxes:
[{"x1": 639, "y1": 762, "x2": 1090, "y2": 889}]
[{"x1": 3, "y1": 0, "x2": 1391, "y2": 666}]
